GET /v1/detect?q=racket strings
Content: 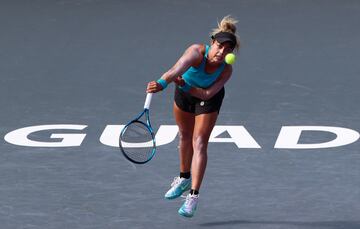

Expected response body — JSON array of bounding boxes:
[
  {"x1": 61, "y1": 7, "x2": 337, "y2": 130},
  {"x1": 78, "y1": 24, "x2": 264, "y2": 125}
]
[{"x1": 120, "y1": 122, "x2": 155, "y2": 163}]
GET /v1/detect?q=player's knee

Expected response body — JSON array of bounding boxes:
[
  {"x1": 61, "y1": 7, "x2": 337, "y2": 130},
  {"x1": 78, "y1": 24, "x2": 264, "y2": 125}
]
[
  {"x1": 178, "y1": 130, "x2": 193, "y2": 143},
  {"x1": 192, "y1": 136, "x2": 208, "y2": 153}
]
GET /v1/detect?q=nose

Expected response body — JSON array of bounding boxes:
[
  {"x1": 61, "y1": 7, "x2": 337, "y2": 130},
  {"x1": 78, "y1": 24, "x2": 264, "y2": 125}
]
[
  {"x1": 218, "y1": 47, "x2": 225, "y2": 55},
  {"x1": 218, "y1": 48, "x2": 225, "y2": 56}
]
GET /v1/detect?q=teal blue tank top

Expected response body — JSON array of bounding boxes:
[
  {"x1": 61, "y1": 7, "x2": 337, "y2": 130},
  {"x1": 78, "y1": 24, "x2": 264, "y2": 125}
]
[{"x1": 182, "y1": 45, "x2": 225, "y2": 88}]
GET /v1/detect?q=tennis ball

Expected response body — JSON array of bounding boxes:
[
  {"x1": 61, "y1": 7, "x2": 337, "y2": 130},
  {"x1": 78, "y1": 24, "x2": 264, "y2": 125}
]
[{"x1": 225, "y1": 53, "x2": 236, "y2": 65}]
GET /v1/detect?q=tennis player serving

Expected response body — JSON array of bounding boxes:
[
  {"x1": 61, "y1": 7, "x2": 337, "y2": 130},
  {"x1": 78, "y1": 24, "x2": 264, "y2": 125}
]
[{"x1": 146, "y1": 15, "x2": 240, "y2": 218}]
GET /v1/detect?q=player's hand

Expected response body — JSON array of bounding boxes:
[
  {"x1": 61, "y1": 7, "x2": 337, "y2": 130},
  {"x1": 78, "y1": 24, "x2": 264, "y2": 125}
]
[
  {"x1": 173, "y1": 76, "x2": 185, "y2": 87},
  {"x1": 146, "y1": 81, "x2": 163, "y2": 93}
]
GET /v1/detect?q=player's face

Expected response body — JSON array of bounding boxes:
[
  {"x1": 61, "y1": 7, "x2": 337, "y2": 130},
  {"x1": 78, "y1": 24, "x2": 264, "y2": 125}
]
[{"x1": 208, "y1": 40, "x2": 233, "y2": 64}]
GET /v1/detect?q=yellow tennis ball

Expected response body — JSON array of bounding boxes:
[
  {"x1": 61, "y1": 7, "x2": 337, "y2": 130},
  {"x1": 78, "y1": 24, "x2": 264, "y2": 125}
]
[{"x1": 225, "y1": 53, "x2": 236, "y2": 65}]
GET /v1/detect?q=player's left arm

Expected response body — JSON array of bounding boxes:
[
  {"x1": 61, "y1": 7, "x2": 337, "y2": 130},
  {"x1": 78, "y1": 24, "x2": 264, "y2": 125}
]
[{"x1": 188, "y1": 65, "x2": 233, "y2": 100}]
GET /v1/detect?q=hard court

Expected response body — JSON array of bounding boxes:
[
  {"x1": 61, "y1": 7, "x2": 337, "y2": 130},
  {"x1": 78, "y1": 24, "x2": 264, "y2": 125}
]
[{"x1": 0, "y1": 1, "x2": 359, "y2": 228}]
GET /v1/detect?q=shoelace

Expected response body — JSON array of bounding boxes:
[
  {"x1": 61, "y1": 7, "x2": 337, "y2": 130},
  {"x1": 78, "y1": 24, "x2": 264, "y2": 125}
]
[
  {"x1": 184, "y1": 194, "x2": 198, "y2": 207},
  {"x1": 170, "y1": 177, "x2": 182, "y2": 187}
]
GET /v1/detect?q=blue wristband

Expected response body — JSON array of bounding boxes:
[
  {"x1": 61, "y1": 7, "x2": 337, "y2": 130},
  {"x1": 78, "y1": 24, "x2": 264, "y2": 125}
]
[
  {"x1": 156, "y1": 78, "x2": 168, "y2": 90},
  {"x1": 179, "y1": 82, "x2": 192, "y2": 92}
]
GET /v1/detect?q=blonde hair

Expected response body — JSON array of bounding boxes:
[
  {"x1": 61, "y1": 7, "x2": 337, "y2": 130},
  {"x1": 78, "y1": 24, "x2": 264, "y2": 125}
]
[{"x1": 211, "y1": 15, "x2": 240, "y2": 51}]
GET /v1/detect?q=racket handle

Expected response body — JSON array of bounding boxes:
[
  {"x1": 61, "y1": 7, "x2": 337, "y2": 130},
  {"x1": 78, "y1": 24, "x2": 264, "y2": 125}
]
[{"x1": 144, "y1": 93, "x2": 153, "y2": 109}]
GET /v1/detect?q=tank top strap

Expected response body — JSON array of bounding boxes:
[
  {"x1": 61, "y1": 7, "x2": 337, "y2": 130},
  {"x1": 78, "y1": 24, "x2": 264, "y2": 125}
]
[
  {"x1": 197, "y1": 45, "x2": 210, "y2": 70},
  {"x1": 205, "y1": 45, "x2": 210, "y2": 57}
]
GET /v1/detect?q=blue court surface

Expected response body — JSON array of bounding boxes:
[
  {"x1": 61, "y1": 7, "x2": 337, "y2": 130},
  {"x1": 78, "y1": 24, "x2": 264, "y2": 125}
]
[{"x1": 1, "y1": 1, "x2": 359, "y2": 228}]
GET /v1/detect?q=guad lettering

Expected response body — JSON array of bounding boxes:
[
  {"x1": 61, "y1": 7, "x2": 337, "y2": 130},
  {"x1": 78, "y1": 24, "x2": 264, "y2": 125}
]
[{"x1": 3, "y1": 124, "x2": 359, "y2": 149}]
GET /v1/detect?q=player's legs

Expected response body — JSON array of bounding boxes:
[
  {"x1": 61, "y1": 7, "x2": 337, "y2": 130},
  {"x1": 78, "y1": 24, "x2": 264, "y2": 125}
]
[
  {"x1": 177, "y1": 88, "x2": 224, "y2": 216},
  {"x1": 178, "y1": 111, "x2": 218, "y2": 217}
]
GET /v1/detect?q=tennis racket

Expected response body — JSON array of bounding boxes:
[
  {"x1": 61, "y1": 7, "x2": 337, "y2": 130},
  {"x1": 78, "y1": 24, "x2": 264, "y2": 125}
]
[{"x1": 119, "y1": 93, "x2": 156, "y2": 164}]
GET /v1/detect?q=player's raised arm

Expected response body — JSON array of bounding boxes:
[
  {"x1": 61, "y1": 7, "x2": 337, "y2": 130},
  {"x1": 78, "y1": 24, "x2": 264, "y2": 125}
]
[{"x1": 146, "y1": 44, "x2": 203, "y2": 93}]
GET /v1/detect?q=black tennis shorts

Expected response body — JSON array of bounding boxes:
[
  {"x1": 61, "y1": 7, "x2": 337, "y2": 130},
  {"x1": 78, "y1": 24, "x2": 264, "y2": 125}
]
[{"x1": 174, "y1": 86, "x2": 225, "y2": 115}]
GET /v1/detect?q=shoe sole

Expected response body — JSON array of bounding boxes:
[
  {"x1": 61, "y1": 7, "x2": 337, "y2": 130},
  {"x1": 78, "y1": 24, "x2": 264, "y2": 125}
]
[
  {"x1": 165, "y1": 194, "x2": 181, "y2": 200},
  {"x1": 178, "y1": 209, "x2": 194, "y2": 218},
  {"x1": 164, "y1": 185, "x2": 191, "y2": 200}
]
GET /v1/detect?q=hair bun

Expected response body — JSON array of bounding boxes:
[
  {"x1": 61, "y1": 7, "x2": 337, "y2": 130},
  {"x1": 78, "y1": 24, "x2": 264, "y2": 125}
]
[
  {"x1": 220, "y1": 19, "x2": 236, "y2": 33},
  {"x1": 218, "y1": 15, "x2": 237, "y2": 33}
]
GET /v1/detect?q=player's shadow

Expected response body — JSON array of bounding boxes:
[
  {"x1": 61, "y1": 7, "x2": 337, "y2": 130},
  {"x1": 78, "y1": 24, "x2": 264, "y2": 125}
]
[{"x1": 199, "y1": 220, "x2": 360, "y2": 229}]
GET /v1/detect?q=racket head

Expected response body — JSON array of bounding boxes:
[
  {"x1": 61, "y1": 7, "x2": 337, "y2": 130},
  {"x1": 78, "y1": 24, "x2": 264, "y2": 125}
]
[{"x1": 119, "y1": 118, "x2": 156, "y2": 164}]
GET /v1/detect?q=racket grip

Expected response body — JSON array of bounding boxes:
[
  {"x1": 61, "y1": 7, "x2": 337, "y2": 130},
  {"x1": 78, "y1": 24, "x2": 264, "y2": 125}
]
[{"x1": 144, "y1": 93, "x2": 153, "y2": 109}]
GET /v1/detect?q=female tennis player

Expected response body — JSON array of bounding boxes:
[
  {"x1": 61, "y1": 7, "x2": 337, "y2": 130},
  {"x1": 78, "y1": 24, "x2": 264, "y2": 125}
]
[{"x1": 146, "y1": 15, "x2": 240, "y2": 217}]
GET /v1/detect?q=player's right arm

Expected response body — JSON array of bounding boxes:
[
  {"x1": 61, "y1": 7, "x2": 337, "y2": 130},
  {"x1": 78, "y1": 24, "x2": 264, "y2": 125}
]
[{"x1": 146, "y1": 44, "x2": 203, "y2": 93}]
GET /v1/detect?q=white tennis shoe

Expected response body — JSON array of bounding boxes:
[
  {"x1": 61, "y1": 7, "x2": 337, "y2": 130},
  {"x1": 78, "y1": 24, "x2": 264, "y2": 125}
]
[
  {"x1": 164, "y1": 177, "x2": 191, "y2": 200},
  {"x1": 178, "y1": 193, "x2": 199, "y2": 218}
]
